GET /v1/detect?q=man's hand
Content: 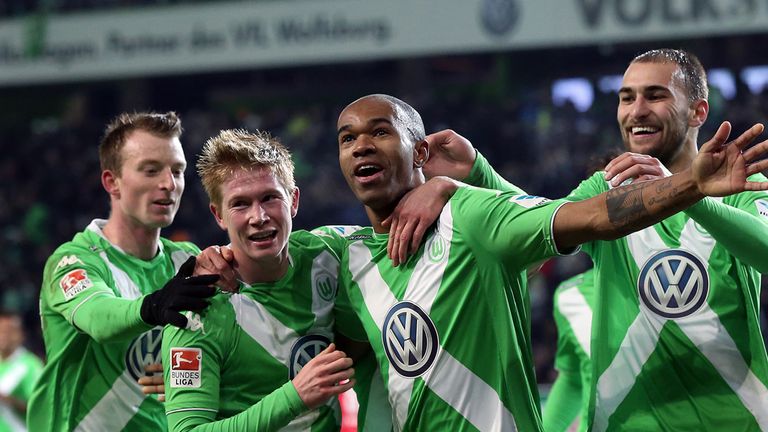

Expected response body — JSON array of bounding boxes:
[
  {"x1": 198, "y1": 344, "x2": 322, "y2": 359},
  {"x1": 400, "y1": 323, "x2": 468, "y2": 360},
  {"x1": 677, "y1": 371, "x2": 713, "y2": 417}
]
[
  {"x1": 604, "y1": 152, "x2": 672, "y2": 187},
  {"x1": 140, "y1": 257, "x2": 218, "y2": 328},
  {"x1": 382, "y1": 176, "x2": 461, "y2": 266},
  {"x1": 195, "y1": 245, "x2": 239, "y2": 292},
  {"x1": 693, "y1": 122, "x2": 768, "y2": 196},
  {"x1": 138, "y1": 363, "x2": 165, "y2": 402},
  {"x1": 292, "y1": 343, "x2": 355, "y2": 410},
  {"x1": 422, "y1": 129, "x2": 477, "y2": 180}
]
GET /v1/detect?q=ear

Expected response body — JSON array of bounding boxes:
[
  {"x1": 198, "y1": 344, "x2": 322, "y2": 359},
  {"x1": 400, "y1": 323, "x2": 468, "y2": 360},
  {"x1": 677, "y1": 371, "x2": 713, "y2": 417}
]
[
  {"x1": 689, "y1": 99, "x2": 708, "y2": 128},
  {"x1": 413, "y1": 140, "x2": 429, "y2": 168},
  {"x1": 210, "y1": 203, "x2": 227, "y2": 231},
  {"x1": 290, "y1": 187, "x2": 300, "y2": 218},
  {"x1": 102, "y1": 170, "x2": 120, "y2": 198}
]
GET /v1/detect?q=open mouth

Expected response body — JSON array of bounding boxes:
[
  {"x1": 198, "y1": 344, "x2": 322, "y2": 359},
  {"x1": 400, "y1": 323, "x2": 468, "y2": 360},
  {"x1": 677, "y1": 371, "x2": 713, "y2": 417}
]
[
  {"x1": 152, "y1": 199, "x2": 174, "y2": 208},
  {"x1": 354, "y1": 164, "x2": 383, "y2": 179},
  {"x1": 631, "y1": 126, "x2": 660, "y2": 136},
  {"x1": 248, "y1": 230, "x2": 277, "y2": 242}
]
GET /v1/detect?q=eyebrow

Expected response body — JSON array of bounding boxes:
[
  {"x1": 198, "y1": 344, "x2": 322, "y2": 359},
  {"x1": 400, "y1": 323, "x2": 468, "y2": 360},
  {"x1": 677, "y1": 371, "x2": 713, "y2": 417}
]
[
  {"x1": 337, "y1": 117, "x2": 394, "y2": 136},
  {"x1": 618, "y1": 85, "x2": 670, "y2": 94}
]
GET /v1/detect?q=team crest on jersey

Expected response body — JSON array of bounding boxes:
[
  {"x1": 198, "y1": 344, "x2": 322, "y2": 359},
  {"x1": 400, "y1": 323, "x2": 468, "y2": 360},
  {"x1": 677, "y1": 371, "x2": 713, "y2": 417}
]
[
  {"x1": 59, "y1": 269, "x2": 93, "y2": 300},
  {"x1": 55, "y1": 255, "x2": 83, "y2": 271},
  {"x1": 314, "y1": 270, "x2": 337, "y2": 301},
  {"x1": 184, "y1": 312, "x2": 205, "y2": 333},
  {"x1": 383, "y1": 301, "x2": 439, "y2": 378},
  {"x1": 637, "y1": 249, "x2": 709, "y2": 319},
  {"x1": 169, "y1": 347, "x2": 202, "y2": 388},
  {"x1": 509, "y1": 194, "x2": 551, "y2": 208},
  {"x1": 426, "y1": 234, "x2": 447, "y2": 263},
  {"x1": 289, "y1": 334, "x2": 331, "y2": 379},
  {"x1": 756, "y1": 200, "x2": 768, "y2": 219},
  {"x1": 125, "y1": 327, "x2": 163, "y2": 381}
]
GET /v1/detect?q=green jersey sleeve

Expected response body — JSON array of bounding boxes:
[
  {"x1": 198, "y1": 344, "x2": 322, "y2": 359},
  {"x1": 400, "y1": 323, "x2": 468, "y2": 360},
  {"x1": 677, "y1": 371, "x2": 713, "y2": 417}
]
[
  {"x1": 542, "y1": 370, "x2": 583, "y2": 432},
  {"x1": 464, "y1": 150, "x2": 528, "y2": 194},
  {"x1": 684, "y1": 173, "x2": 768, "y2": 273},
  {"x1": 451, "y1": 186, "x2": 571, "y2": 271},
  {"x1": 163, "y1": 301, "x2": 306, "y2": 432},
  {"x1": 42, "y1": 247, "x2": 150, "y2": 342}
]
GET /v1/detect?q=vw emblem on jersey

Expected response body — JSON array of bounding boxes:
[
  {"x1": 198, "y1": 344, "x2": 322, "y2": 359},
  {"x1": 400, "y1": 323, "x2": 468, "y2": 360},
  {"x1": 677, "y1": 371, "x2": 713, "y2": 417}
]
[
  {"x1": 383, "y1": 301, "x2": 439, "y2": 378},
  {"x1": 427, "y1": 235, "x2": 447, "y2": 263},
  {"x1": 315, "y1": 270, "x2": 337, "y2": 302},
  {"x1": 125, "y1": 327, "x2": 163, "y2": 381},
  {"x1": 289, "y1": 334, "x2": 331, "y2": 379},
  {"x1": 479, "y1": 0, "x2": 520, "y2": 37},
  {"x1": 637, "y1": 250, "x2": 709, "y2": 319}
]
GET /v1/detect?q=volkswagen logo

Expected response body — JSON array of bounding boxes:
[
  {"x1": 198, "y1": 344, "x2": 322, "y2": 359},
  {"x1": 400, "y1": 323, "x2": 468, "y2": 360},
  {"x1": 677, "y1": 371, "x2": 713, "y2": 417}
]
[
  {"x1": 637, "y1": 250, "x2": 709, "y2": 319},
  {"x1": 382, "y1": 301, "x2": 439, "y2": 378},
  {"x1": 289, "y1": 334, "x2": 331, "y2": 379},
  {"x1": 125, "y1": 327, "x2": 162, "y2": 381}
]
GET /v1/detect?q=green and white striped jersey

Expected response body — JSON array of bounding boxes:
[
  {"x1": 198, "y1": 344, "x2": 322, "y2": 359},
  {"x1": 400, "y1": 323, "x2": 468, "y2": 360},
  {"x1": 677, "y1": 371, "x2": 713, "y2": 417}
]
[
  {"x1": 340, "y1": 186, "x2": 574, "y2": 431},
  {"x1": 568, "y1": 172, "x2": 768, "y2": 431},
  {"x1": 29, "y1": 219, "x2": 199, "y2": 432},
  {"x1": 162, "y1": 229, "x2": 369, "y2": 432},
  {"x1": 544, "y1": 269, "x2": 595, "y2": 432},
  {"x1": 0, "y1": 347, "x2": 43, "y2": 432}
]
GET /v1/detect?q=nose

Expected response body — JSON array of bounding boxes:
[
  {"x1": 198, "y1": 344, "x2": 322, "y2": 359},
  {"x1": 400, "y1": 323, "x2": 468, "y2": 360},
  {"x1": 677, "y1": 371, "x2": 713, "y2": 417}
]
[
  {"x1": 158, "y1": 169, "x2": 177, "y2": 192},
  {"x1": 352, "y1": 134, "x2": 375, "y2": 158},
  {"x1": 249, "y1": 203, "x2": 269, "y2": 226},
  {"x1": 629, "y1": 95, "x2": 651, "y2": 119}
]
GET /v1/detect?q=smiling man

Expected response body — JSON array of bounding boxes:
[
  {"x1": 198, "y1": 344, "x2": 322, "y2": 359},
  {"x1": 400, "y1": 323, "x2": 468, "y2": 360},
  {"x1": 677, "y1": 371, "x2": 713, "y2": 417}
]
[
  {"x1": 28, "y1": 112, "x2": 218, "y2": 431},
  {"x1": 333, "y1": 93, "x2": 768, "y2": 431}
]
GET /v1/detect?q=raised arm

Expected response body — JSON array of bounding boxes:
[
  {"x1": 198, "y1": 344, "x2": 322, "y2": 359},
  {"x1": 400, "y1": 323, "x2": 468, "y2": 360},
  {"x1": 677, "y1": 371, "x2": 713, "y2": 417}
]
[{"x1": 554, "y1": 122, "x2": 768, "y2": 250}]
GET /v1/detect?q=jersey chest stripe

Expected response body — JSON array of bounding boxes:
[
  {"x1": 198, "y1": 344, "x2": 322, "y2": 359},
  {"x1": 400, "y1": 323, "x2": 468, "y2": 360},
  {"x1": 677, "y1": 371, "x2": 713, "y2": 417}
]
[
  {"x1": 310, "y1": 250, "x2": 339, "y2": 332},
  {"x1": 557, "y1": 286, "x2": 592, "y2": 357},
  {"x1": 74, "y1": 369, "x2": 146, "y2": 431},
  {"x1": 283, "y1": 408, "x2": 319, "y2": 431},
  {"x1": 0, "y1": 403, "x2": 26, "y2": 432},
  {"x1": 99, "y1": 251, "x2": 142, "y2": 299},
  {"x1": 230, "y1": 295, "x2": 301, "y2": 366},
  {"x1": 0, "y1": 361, "x2": 28, "y2": 394},
  {"x1": 593, "y1": 313, "x2": 664, "y2": 432}
]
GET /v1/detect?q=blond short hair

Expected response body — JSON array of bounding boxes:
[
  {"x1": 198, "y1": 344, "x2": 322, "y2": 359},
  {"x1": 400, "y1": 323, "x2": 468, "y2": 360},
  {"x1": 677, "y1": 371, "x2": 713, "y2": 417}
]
[{"x1": 197, "y1": 129, "x2": 295, "y2": 207}]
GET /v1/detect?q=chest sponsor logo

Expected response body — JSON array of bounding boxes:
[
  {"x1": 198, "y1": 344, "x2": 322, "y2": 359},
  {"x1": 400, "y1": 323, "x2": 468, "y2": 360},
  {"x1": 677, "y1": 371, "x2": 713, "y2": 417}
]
[
  {"x1": 289, "y1": 334, "x2": 331, "y2": 379},
  {"x1": 383, "y1": 301, "x2": 439, "y2": 378},
  {"x1": 509, "y1": 194, "x2": 551, "y2": 208},
  {"x1": 125, "y1": 327, "x2": 162, "y2": 381},
  {"x1": 59, "y1": 269, "x2": 93, "y2": 300},
  {"x1": 315, "y1": 270, "x2": 337, "y2": 302},
  {"x1": 169, "y1": 347, "x2": 202, "y2": 388},
  {"x1": 55, "y1": 255, "x2": 83, "y2": 271},
  {"x1": 637, "y1": 249, "x2": 709, "y2": 319},
  {"x1": 756, "y1": 199, "x2": 768, "y2": 219}
]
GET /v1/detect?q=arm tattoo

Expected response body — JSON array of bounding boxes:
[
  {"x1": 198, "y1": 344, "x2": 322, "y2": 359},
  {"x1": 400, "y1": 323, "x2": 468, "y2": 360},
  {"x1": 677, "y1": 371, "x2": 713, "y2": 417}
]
[{"x1": 606, "y1": 182, "x2": 646, "y2": 226}]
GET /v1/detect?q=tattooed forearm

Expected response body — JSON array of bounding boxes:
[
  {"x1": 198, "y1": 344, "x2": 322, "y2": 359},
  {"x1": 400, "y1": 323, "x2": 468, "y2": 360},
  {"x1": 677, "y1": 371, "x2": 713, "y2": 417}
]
[{"x1": 606, "y1": 182, "x2": 646, "y2": 226}]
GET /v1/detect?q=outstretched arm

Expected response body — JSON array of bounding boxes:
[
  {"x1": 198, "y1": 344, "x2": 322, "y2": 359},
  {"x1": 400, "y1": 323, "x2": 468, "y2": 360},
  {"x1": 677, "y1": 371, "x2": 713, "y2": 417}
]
[{"x1": 554, "y1": 122, "x2": 768, "y2": 250}]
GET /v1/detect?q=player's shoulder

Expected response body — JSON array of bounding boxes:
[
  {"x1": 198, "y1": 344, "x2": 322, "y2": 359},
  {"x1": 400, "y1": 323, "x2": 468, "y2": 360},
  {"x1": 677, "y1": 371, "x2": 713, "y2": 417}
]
[
  {"x1": 159, "y1": 238, "x2": 201, "y2": 255},
  {"x1": 44, "y1": 235, "x2": 107, "y2": 278}
]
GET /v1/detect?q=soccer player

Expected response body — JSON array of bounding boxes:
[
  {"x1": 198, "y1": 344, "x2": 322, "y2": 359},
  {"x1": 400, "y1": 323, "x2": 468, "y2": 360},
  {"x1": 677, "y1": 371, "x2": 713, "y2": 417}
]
[
  {"x1": 566, "y1": 49, "x2": 768, "y2": 431},
  {"x1": 28, "y1": 112, "x2": 219, "y2": 431},
  {"x1": 334, "y1": 93, "x2": 768, "y2": 431},
  {"x1": 0, "y1": 309, "x2": 43, "y2": 432},
  {"x1": 542, "y1": 270, "x2": 594, "y2": 432},
  {"x1": 161, "y1": 129, "x2": 364, "y2": 431}
]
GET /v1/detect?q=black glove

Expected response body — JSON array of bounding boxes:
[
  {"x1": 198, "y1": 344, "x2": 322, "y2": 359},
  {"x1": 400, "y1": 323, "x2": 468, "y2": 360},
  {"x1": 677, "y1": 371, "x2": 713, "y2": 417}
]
[{"x1": 140, "y1": 256, "x2": 219, "y2": 328}]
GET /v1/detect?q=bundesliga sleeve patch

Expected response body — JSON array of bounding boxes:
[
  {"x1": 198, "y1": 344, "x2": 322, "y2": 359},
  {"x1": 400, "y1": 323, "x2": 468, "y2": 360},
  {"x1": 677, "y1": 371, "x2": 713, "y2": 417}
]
[
  {"x1": 59, "y1": 269, "x2": 94, "y2": 300},
  {"x1": 756, "y1": 199, "x2": 768, "y2": 219},
  {"x1": 509, "y1": 194, "x2": 551, "y2": 208},
  {"x1": 170, "y1": 347, "x2": 202, "y2": 388}
]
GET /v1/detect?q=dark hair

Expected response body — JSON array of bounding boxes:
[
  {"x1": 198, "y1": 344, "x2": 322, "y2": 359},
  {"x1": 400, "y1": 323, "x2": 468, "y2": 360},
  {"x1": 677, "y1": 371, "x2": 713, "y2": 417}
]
[{"x1": 632, "y1": 49, "x2": 708, "y2": 102}]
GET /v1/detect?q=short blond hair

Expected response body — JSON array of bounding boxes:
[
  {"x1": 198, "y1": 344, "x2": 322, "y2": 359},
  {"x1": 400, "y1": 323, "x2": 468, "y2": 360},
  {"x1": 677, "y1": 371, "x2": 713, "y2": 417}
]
[{"x1": 197, "y1": 129, "x2": 295, "y2": 207}]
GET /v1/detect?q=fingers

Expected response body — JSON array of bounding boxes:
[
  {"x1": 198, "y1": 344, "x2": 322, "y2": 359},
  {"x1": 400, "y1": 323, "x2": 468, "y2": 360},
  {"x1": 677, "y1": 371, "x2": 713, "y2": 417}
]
[
  {"x1": 397, "y1": 220, "x2": 417, "y2": 265},
  {"x1": 424, "y1": 129, "x2": 454, "y2": 148},
  {"x1": 185, "y1": 274, "x2": 220, "y2": 286},
  {"x1": 144, "y1": 363, "x2": 163, "y2": 374},
  {"x1": 177, "y1": 256, "x2": 197, "y2": 278},
  {"x1": 742, "y1": 138, "x2": 768, "y2": 163},
  {"x1": 699, "y1": 121, "x2": 733, "y2": 153},
  {"x1": 164, "y1": 310, "x2": 188, "y2": 329},
  {"x1": 387, "y1": 216, "x2": 399, "y2": 265},
  {"x1": 731, "y1": 123, "x2": 765, "y2": 151},
  {"x1": 140, "y1": 383, "x2": 165, "y2": 395},
  {"x1": 746, "y1": 158, "x2": 768, "y2": 177}
]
